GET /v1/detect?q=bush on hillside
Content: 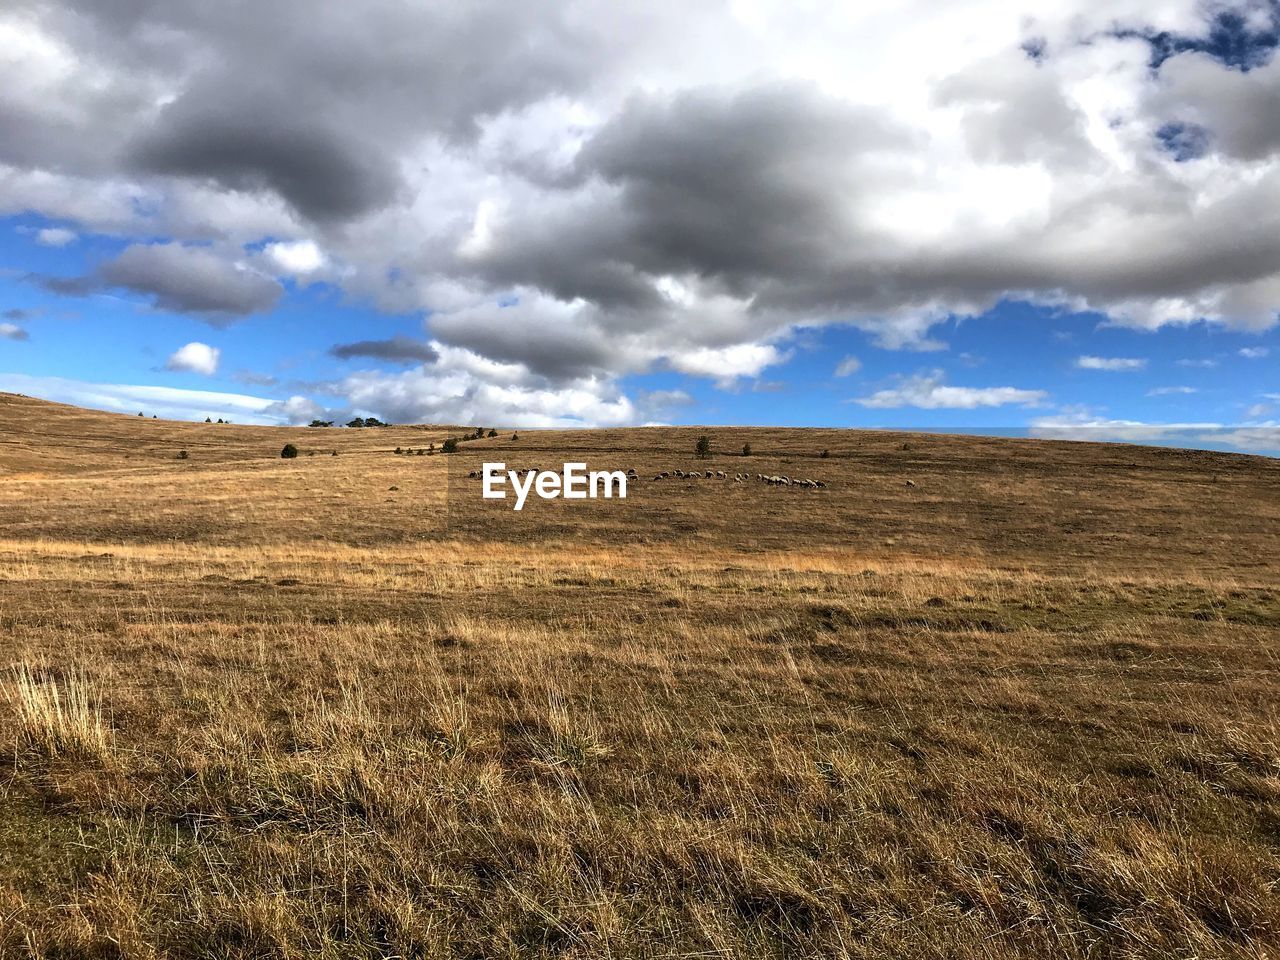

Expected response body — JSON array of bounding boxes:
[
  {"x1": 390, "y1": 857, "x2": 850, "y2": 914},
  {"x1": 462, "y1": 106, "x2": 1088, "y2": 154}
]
[
  {"x1": 441, "y1": 438, "x2": 459, "y2": 454},
  {"x1": 281, "y1": 444, "x2": 299, "y2": 459}
]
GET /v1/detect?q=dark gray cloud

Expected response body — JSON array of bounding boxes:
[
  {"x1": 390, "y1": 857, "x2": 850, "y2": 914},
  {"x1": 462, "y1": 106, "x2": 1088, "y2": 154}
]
[
  {"x1": 130, "y1": 106, "x2": 401, "y2": 223},
  {"x1": 330, "y1": 337, "x2": 440, "y2": 365},
  {"x1": 99, "y1": 244, "x2": 282, "y2": 320},
  {"x1": 3, "y1": 308, "x2": 31, "y2": 321}
]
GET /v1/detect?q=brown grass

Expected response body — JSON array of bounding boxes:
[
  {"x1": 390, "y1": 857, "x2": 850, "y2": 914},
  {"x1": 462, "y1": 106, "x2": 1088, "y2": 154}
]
[{"x1": 0, "y1": 393, "x2": 1277, "y2": 958}]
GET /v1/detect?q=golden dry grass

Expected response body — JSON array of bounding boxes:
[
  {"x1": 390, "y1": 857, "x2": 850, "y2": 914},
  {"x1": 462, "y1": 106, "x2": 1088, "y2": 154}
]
[{"x1": 0, "y1": 392, "x2": 1277, "y2": 958}]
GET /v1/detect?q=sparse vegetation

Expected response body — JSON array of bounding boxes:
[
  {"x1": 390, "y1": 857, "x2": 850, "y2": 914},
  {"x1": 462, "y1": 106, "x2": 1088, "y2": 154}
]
[{"x1": 0, "y1": 393, "x2": 1276, "y2": 959}]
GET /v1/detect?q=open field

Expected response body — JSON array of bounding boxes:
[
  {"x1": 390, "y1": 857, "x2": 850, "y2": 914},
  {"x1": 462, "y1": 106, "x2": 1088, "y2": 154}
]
[{"x1": 0, "y1": 392, "x2": 1278, "y2": 958}]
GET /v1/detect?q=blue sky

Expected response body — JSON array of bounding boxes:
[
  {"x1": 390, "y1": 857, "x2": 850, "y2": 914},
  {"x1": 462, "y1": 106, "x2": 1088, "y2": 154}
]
[{"x1": 1, "y1": 1, "x2": 1278, "y2": 454}]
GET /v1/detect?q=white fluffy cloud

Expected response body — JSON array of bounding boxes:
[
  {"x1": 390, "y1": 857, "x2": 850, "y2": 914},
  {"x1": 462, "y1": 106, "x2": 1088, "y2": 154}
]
[
  {"x1": 35, "y1": 226, "x2": 76, "y2": 246},
  {"x1": 1076, "y1": 355, "x2": 1147, "y2": 371},
  {"x1": 165, "y1": 341, "x2": 221, "y2": 376},
  {"x1": 265, "y1": 239, "x2": 326, "y2": 276},
  {"x1": 0, "y1": 322, "x2": 28, "y2": 340},
  {"x1": 855, "y1": 370, "x2": 1048, "y2": 409},
  {"x1": 1240, "y1": 346, "x2": 1270, "y2": 358}
]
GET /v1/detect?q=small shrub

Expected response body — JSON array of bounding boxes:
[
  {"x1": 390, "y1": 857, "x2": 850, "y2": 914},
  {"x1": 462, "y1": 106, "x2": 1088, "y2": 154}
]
[
  {"x1": 742, "y1": 443, "x2": 752, "y2": 457},
  {"x1": 441, "y1": 438, "x2": 459, "y2": 454},
  {"x1": 696, "y1": 435, "x2": 711, "y2": 459},
  {"x1": 488, "y1": 429, "x2": 498, "y2": 438},
  {"x1": 394, "y1": 447, "x2": 402, "y2": 455},
  {"x1": 281, "y1": 444, "x2": 299, "y2": 459},
  {"x1": 205, "y1": 417, "x2": 212, "y2": 423},
  {"x1": 512, "y1": 433, "x2": 519, "y2": 442},
  {"x1": 331, "y1": 450, "x2": 338, "y2": 456},
  {"x1": 820, "y1": 449, "x2": 830, "y2": 459},
  {"x1": 176, "y1": 450, "x2": 189, "y2": 460}
]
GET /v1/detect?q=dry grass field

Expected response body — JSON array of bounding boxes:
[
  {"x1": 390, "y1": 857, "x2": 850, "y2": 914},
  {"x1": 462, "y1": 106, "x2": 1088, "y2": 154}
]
[{"x1": 0, "y1": 391, "x2": 1278, "y2": 958}]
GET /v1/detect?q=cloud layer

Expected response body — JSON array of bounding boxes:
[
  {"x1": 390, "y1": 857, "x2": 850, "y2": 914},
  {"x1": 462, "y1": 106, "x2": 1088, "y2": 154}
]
[{"x1": 2, "y1": 0, "x2": 1278, "y2": 423}]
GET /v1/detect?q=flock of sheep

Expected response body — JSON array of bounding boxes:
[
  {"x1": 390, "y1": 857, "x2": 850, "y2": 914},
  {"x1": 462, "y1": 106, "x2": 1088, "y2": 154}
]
[
  {"x1": 463, "y1": 466, "x2": 828, "y2": 488},
  {"x1": 652, "y1": 469, "x2": 827, "y2": 488}
]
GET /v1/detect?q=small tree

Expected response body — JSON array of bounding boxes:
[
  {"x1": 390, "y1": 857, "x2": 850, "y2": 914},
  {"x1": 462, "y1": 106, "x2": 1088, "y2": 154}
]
[
  {"x1": 138, "y1": 412, "x2": 144, "y2": 417},
  {"x1": 308, "y1": 419, "x2": 333, "y2": 428},
  {"x1": 741, "y1": 442, "x2": 752, "y2": 457},
  {"x1": 347, "y1": 417, "x2": 365, "y2": 429},
  {"x1": 441, "y1": 438, "x2": 459, "y2": 454},
  {"x1": 429, "y1": 442, "x2": 435, "y2": 452},
  {"x1": 511, "y1": 433, "x2": 519, "y2": 442},
  {"x1": 487, "y1": 429, "x2": 498, "y2": 438},
  {"x1": 205, "y1": 417, "x2": 212, "y2": 423},
  {"x1": 217, "y1": 418, "x2": 224, "y2": 424},
  {"x1": 695, "y1": 435, "x2": 711, "y2": 459},
  {"x1": 281, "y1": 443, "x2": 299, "y2": 459}
]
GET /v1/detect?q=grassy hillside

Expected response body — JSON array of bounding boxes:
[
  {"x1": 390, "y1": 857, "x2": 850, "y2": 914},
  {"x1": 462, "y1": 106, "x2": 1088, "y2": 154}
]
[{"x1": 0, "y1": 394, "x2": 1277, "y2": 958}]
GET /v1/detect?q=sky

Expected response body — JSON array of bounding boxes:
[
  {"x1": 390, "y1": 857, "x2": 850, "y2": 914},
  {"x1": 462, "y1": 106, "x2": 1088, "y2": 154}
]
[{"x1": 0, "y1": 0, "x2": 1277, "y2": 454}]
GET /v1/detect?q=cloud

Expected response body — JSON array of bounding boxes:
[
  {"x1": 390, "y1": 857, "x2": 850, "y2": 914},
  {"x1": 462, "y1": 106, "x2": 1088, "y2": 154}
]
[
  {"x1": 4, "y1": 1, "x2": 1280, "y2": 422},
  {"x1": 35, "y1": 226, "x2": 76, "y2": 247},
  {"x1": 855, "y1": 370, "x2": 1048, "y2": 409},
  {"x1": 666, "y1": 343, "x2": 790, "y2": 386},
  {"x1": 165, "y1": 341, "x2": 220, "y2": 376},
  {"x1": 1147, "y1": 385, "x2": 1197, "y2": 395},
  {"x1": 1030, "y1": 411, "x2": 1223, "y2": 443},
  {"x1": 1177, "y1": 357, "x2": 1218, "y2": 367},
  {"x1": 329, "y1": 337, "x2": 440, "y2": 366},
  {"x1": 262, "y1": 395, "x2": 328, "y2": 424},
  {"x1": 3, "y1": 308, "x2": 31, "y2": 321},
  {"x1": 264, "y1": 239, "x2": 327, "y2": 275},
  {"x1": 232, "y1": 370, "x2": 278, "y2": 387},
  {"x1": 1076, "y1": 355, "x2": 1148, "y2": 371},
  {"x1": 834, "y1": 355, "x2": 862, "y2": 377},
  {"x1": 100, "y1": 244, "x2": 281, "y2": 320},
  {"x1": 1240, "y1": 346, "x2": 1270, "y2": 358},
  {"x1": 0, "y1": 373, "x2": 285, "y2": 423},
  {"x1": 0, "y1": 322, "x2": 29, "y2": 340}
]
